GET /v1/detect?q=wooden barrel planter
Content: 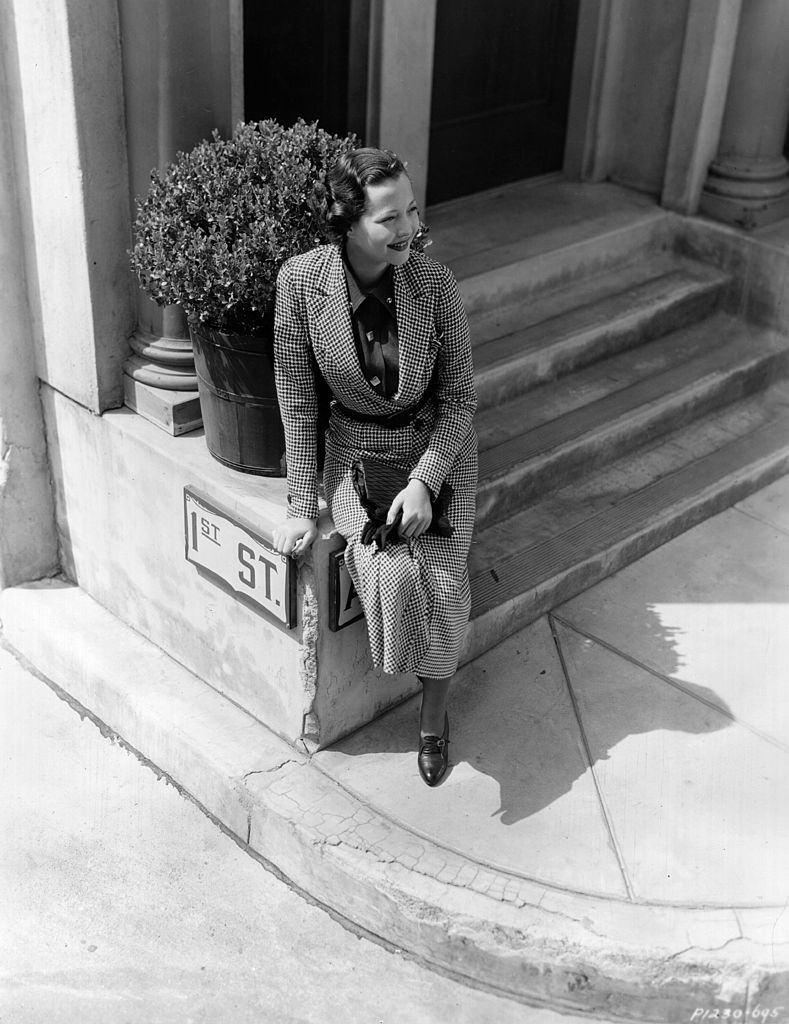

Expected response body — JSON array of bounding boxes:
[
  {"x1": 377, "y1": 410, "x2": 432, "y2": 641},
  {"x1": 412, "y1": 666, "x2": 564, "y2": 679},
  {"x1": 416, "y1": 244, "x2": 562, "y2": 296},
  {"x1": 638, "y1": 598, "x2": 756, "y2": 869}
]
[{"x1": 189, "y1": 321, "x2": 286, "y2": 476}]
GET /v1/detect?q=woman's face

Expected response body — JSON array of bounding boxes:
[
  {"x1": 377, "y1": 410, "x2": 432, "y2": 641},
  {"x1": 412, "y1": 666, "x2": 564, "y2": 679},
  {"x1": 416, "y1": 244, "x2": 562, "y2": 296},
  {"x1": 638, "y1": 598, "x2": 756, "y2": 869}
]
[{"x1": 345, "y1": 173, "x2": 420, "y2": 279}]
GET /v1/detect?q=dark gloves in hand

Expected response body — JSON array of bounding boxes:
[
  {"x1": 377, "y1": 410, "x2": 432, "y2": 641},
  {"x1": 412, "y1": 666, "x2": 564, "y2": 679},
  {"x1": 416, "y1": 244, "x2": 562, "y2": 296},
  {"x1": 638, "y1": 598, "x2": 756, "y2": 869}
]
[
  {"x1": 351, "y1": 457, "x2": 454, "y2": 551},
  {"x1": 359, "y1": 509, "x2": 403, "y2": 549}
]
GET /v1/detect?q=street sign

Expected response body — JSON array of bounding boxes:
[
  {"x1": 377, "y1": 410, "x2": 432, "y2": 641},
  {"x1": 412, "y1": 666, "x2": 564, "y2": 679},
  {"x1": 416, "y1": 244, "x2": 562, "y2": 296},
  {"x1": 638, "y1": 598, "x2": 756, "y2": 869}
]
[{"x1": 184, "y1": 487, "x2": 296, "y2": 628}]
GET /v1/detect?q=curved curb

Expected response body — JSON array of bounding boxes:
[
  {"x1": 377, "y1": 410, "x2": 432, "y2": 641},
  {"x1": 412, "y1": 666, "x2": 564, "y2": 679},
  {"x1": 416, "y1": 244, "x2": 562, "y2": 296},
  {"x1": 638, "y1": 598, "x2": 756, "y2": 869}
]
[
  {"x1": 242, "y1": 758, "x2": 788, "y2": 1021},
  {"x1": 2, "y1": 580, "x2": 787, "y2": 1022}
]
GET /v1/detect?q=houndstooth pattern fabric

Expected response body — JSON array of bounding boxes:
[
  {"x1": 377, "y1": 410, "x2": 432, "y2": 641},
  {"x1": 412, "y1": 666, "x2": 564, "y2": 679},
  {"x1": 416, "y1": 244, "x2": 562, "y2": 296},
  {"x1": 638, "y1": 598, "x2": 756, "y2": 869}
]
[{"x1": 274, "y1": 243, "x2": 478, "y2": 677}]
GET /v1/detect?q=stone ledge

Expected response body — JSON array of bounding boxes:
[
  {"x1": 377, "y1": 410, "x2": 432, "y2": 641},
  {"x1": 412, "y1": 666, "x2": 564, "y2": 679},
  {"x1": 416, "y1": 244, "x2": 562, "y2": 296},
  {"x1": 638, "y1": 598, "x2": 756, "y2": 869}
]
[{"x1": 2, "y1": 578, "x2": 786, "y2": 1022}]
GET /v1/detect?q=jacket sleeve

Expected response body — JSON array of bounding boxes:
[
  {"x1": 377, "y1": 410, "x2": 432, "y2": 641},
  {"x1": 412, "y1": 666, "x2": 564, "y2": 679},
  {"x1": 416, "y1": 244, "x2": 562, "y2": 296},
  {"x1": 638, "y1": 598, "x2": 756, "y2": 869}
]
[
  {"x1": 408, "y1": 265, "x2": 477, "y2": 497},
  {"x1": 274, "y1": 260, "x2": 319, "y2": 520}
]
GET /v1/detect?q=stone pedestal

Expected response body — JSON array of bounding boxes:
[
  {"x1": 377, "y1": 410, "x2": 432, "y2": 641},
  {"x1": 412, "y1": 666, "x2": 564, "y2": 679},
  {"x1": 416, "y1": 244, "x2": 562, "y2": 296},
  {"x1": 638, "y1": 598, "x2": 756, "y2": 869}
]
[
  {"x1": 123, "y1": 310, "x2": 202, "y2": 436},
  {"x1": 123, "y1": 307, "x2": 202, "y2": 436},
  {"x1": 701, "y1": 0, "x2": 789, "y2": 229},
  {"x1": 123, "y1": 377, "x2": 202, "y2": 437}
]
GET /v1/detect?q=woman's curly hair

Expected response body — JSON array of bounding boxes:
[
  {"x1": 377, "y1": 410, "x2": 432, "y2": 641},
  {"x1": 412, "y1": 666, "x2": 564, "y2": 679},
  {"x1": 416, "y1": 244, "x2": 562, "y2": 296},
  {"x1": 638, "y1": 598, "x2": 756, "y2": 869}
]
[{"x1": 313, "y1": 147, "x2": 430, "y2": 249}]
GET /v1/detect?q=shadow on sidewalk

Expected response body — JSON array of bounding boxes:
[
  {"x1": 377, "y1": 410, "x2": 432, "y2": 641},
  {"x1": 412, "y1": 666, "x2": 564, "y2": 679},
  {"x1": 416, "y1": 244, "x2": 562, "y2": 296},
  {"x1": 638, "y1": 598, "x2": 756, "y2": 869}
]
[{"x1": 324, "y1": 604, "x2": 733, "y2": 829}]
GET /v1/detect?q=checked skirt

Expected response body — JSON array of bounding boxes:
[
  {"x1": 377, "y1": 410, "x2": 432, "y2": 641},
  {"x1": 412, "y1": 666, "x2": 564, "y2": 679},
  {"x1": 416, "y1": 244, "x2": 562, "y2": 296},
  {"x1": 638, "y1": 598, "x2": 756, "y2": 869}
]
[{"x1": 324, "y1": 413, "x2": 477, "y2": 679}]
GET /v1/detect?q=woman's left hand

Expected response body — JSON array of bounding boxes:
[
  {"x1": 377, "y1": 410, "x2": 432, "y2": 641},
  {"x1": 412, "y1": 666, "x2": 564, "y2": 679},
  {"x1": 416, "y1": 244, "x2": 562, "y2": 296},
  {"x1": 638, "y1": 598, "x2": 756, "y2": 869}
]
[{"x1": 387, "y1": 479, "x2": 433, "y2": 539}]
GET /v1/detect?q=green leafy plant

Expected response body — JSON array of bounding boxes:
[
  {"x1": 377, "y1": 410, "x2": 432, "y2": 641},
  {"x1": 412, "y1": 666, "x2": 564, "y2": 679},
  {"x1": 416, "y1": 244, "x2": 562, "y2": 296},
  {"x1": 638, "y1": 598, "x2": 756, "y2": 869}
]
[{"x1": 130, "y1": 119, "x2": 359, "y2": 334}]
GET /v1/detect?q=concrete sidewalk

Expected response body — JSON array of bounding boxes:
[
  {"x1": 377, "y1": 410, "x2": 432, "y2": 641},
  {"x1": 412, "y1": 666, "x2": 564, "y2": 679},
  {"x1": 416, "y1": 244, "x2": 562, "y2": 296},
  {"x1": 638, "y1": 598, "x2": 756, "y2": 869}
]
[
  {"x1": 2, "y1": 476, "x2": 789, "y2": 1022},
  {"x1": 317, "y1": 475, "x2": 789, "y2": 908},
  {"x1": 1, "y1": 644, "x2": 600, "y2": 1024}
]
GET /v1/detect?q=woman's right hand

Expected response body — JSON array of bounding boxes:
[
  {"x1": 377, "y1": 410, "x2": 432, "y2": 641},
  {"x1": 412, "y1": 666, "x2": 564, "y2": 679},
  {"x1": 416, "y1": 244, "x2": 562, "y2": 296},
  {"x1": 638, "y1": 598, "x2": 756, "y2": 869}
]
[{"x1": 272, "y1": 518, "x2": 319, "y2": 557}]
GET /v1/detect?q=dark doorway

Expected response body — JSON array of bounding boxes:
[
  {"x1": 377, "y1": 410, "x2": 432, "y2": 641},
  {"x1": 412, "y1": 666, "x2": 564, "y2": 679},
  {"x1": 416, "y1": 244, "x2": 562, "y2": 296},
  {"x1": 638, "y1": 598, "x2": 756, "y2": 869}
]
[
  {"x1": 243, "y1": 0, "x2": 367, "y2": 137},
  {"x1": 428, "y1": 0, "x2": 580, "y2": 204}
]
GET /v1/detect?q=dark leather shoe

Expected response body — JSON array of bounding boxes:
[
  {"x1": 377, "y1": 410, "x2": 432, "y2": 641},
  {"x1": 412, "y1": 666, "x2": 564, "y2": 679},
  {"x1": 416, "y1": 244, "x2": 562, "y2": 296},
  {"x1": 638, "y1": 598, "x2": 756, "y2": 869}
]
[{"x1": 418, "y1": 712, "x2": 450, "y2": 787}]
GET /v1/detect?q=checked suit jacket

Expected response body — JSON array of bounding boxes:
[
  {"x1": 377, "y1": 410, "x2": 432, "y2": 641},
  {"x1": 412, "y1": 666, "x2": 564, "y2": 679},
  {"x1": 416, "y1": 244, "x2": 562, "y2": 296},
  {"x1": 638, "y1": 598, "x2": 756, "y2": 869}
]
[{"x1": 273, "y1": 243, "x2": 478, "y2": 521}]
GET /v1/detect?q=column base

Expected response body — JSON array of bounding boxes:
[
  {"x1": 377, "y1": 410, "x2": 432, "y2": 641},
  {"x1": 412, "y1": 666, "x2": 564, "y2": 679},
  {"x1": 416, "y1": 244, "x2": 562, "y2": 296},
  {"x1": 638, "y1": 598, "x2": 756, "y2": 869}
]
[
  {"x1": 124, "y1": 350, "x2": 198, "y2": 391},
  {"x1": 123, "y1": 374, "x2": 202, "y2": 436},
  {"x1": 698, "y1": 189, "x2": 789, "y2": 231}
]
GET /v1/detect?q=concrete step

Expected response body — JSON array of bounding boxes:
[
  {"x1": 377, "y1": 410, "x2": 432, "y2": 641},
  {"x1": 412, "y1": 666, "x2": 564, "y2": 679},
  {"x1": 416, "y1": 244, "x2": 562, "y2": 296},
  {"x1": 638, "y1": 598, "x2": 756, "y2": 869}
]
[
  {"x1": 454, "y1": 205, "x2": 668, "y2": 315},
  {"x1": 472, "y1": 255, "x2": 729, "y2": 411},
  {"x1": 428, "y1": 181, "x2": 670, "y2": 317},
  {"x1": 465, "y1": 380, "x2": 789, "y2": 660},
  {"x1": 428, "y1": 178, "x2": 661, "y2": 264},
  {"x1": 475, "y1": 313, "x2": 789, "y2": 530}
]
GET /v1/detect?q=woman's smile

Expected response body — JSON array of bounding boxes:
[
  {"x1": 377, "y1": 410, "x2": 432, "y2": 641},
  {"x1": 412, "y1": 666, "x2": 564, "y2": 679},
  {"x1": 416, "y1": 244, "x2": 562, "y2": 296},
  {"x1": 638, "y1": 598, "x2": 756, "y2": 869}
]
[{"x1": 345, "y1": 172, "x2": 420, "y2": 285}]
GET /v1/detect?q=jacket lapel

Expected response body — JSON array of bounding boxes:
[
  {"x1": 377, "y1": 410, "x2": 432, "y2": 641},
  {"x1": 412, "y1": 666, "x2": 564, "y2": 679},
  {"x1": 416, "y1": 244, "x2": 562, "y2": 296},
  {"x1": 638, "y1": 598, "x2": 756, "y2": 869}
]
[
  {"x1": 392, "y1": 257, "x2": 436, "y2": 406},
  {"x1": 304, "y1": 244, "x2": 437, "y2": 412},
  {"x1": 305, "y1": 246, "x2": 372, "y2": 399}
]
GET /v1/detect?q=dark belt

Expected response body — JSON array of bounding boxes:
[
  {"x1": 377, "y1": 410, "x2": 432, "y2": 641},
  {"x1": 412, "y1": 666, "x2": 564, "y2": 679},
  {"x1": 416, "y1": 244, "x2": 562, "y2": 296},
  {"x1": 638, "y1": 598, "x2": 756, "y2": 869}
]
[{"x1": 333, "y1": 389, "x2": 432, "y2": 429}]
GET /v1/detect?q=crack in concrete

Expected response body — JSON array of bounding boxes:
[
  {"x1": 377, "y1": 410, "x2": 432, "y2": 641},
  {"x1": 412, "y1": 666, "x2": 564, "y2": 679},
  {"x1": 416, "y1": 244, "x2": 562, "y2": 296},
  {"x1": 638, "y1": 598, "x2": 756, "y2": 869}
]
[
  {"x1": 734, "y1": 504, "x2": 789, "y2": 542},
  {"x1": 314, "y1": 823, "x2": 617, "y2": 929},
  {"x1": 296, "y1": 558, "x2": 321, "y2": 748},
  {"x1": 242, "y1": 759, "x2": 299, "y2": 781},
  {"x1": 548, "y1": 612, "x2": 636, "y2": 902},
  {"x1": 240, "y1": 757, "x2": 302, "y2": 786},
  {"x1": 666, "y1": 934, "x2": 745, "y2": 961},
  {"x1": 2, "y1": 440, "x2": 39, "y2": 456},
  {"x1": 528, "y1": 902, "x2": 609, "y2": 940}
]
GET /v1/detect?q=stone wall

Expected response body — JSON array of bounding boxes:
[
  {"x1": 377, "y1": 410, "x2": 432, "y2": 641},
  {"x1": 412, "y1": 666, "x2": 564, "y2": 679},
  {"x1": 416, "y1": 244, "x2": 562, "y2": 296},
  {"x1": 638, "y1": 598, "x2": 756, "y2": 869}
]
[{"x1": 41, "y1": 387, "x2": 415, "y2": 748}]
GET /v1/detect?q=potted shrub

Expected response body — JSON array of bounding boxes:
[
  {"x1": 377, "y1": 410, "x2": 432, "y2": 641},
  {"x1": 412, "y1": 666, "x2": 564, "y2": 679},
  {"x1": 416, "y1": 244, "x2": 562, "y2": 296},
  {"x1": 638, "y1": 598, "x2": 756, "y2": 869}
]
[{"x1": 129, "y1": 118, "x2": 358, "y2": 475}]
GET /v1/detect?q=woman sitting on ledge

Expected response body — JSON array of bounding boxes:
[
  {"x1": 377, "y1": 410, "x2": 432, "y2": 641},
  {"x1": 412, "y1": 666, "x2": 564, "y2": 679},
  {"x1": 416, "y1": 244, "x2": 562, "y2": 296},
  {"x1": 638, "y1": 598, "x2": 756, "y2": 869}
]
[{"x1": 272, "y1": 148, "x2": 478, "y2": 787}]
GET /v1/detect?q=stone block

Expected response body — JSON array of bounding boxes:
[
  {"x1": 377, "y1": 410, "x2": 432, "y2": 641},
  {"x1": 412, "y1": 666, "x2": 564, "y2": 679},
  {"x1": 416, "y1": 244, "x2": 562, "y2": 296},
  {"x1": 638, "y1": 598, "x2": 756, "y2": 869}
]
[{"x1": 123, "y1": 376, "x2": 203, "y2": 437}]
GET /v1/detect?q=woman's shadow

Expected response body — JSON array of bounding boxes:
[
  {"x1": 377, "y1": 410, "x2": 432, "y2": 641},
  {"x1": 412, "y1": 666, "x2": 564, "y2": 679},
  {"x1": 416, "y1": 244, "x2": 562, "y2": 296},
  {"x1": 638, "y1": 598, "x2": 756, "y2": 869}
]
[{"x1": 324, "y1": 606, "x2": 734, "y2": 828}]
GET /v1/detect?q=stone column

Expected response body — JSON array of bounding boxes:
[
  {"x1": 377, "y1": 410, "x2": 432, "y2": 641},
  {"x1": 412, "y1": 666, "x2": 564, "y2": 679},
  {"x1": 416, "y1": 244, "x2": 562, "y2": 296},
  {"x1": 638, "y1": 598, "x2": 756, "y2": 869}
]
[
  {"x1": 118, "y1": 0, "x2": 242, "y2": 435},
  {"x1": 365, "y1": 0, "x2": 437, "y2": 212},
  {"x1": 6, "y1": 0, "x2": 135, "y2": 415},
  {"x1": 0, "y1": 9, "x2": 59, "y2": 586},
  {"x1": 700, "y1": 0, "x2": 789, "y2": 229},
  {"x1": 661, "y1": 0, "x2": 742, "y2": 215},
  {"x1": 564, "y1": 0, "x2": 620, "y2": 182}
]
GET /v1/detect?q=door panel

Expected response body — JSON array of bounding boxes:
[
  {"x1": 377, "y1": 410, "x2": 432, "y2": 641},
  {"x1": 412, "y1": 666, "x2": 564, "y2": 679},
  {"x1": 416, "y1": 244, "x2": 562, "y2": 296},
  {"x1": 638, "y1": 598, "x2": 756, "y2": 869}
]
[
  {"x1": 244, "y1": 0, "x2": 358, "y2": 136},
  {"x1": 428, "y1": 0, "x2": 579, "y2": 203}
]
